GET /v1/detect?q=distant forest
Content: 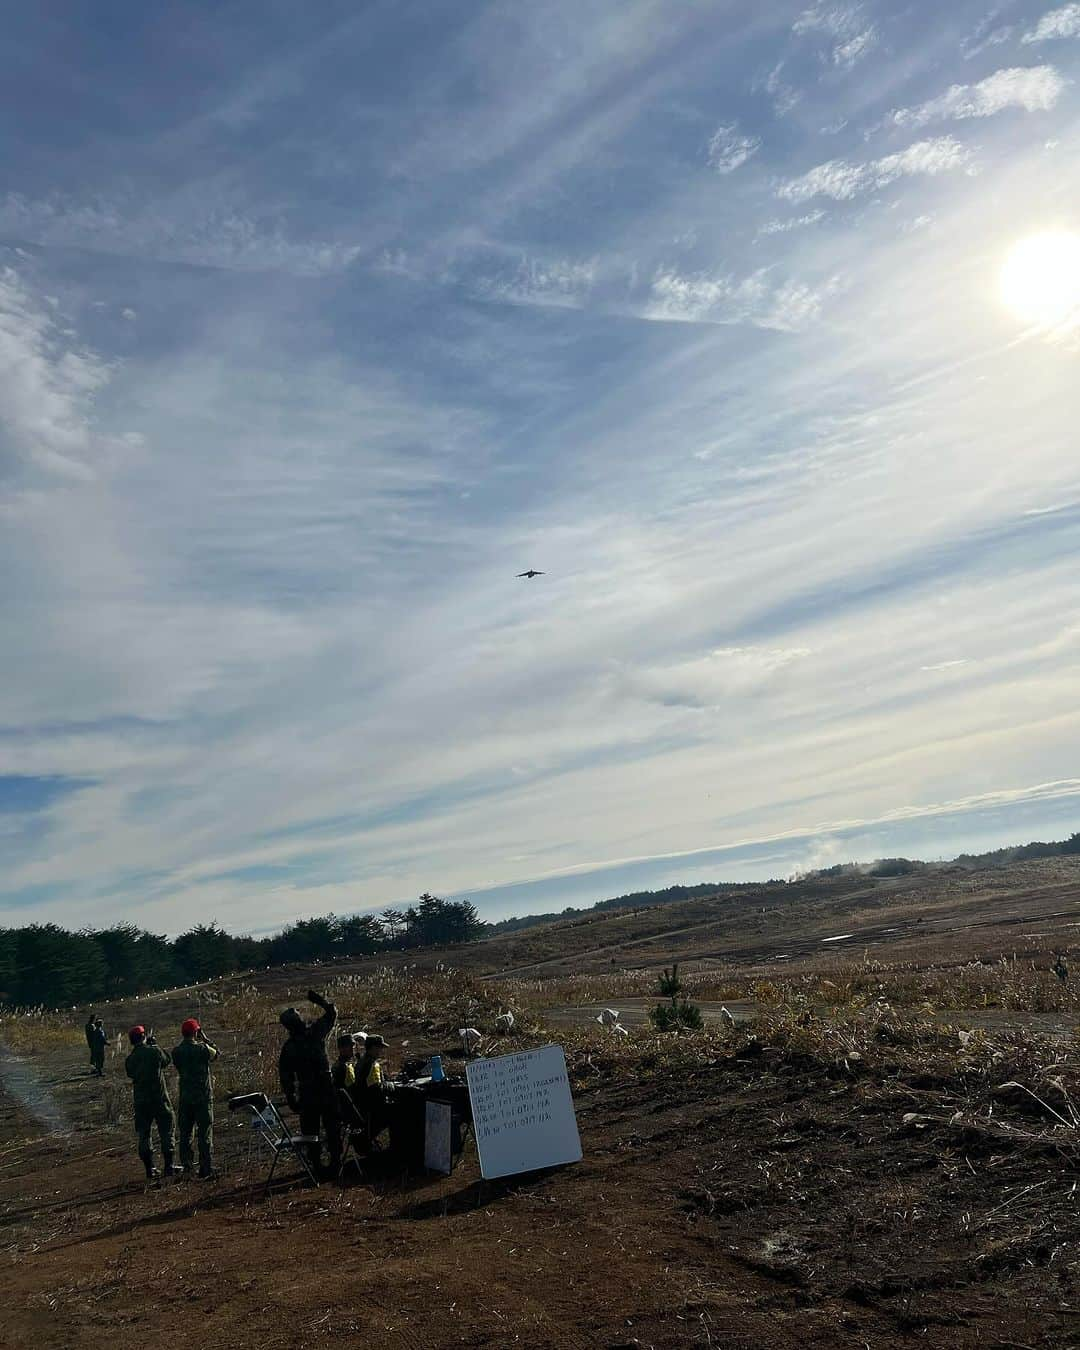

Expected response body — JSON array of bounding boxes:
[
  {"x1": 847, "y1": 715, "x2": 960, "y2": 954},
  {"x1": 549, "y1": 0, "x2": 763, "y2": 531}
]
[
  {"x1": 2, "y1": 830, "x2": 1078, "y2": 1010},
  {"x1": 810, "y1": 831, "x2": 1080, "y2": 879},
  {"x1": 0, "y1": 893, "x2": 482, "y2": 1010},
  {"x1": 482, "y1": 880, "x2": 752, "y2": 936}
]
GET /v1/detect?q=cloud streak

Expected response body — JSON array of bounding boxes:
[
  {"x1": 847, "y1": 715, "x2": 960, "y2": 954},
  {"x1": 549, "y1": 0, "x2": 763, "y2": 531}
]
[
  {"x1": 645, "y1": 267, "x2": 838, "y2": 330},
  {"x1": 792, "y1": 4, "x2": 877, "y2": 68},
  {"x1": 1023, "y1": 4, "x2": 1080, "y2": 43},
  {"x1": 777, "y1": 136, "x2": 972, "y2": 202},
  {"x1": 0, "y1": 194, "x2": 364, "y2": 275},
  {"x1": 889, "y1": 66, "x2": 1066, "y2": 129},
  {"x1": 707, "y1": 123, "x2": 761, "y2": 174},
  {"x1": 0, "y1": 267, "x2": 115, "y2": 482}
]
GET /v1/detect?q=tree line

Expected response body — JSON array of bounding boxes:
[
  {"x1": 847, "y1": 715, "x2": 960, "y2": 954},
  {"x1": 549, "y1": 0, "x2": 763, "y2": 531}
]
[
  {"x1": 0, "y1": 893, "x2": 484, "y2": 1009},
  {"x1": 811, "y1": 831, "x2": 1080, "y2": 878}
]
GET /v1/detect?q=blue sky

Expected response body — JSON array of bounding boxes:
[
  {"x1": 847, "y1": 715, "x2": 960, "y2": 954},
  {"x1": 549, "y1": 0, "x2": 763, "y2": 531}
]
[{"x1": 2, "y1": 1, "x2": 1079, "y2": 936}]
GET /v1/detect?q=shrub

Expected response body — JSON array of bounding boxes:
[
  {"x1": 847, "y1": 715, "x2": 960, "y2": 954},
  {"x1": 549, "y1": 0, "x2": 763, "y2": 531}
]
[{"x1": 648, "y1": 963, "x2": 704, "y2": 1033}]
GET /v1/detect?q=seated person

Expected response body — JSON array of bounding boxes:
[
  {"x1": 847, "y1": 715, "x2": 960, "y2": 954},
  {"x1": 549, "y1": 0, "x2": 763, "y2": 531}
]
[
  {"x1": 355, "y1": 1034, "x2": 391, "y2": 1138},
  {"x1": 331, "y1": 1034, "x2": 357, "y2": 1097}
]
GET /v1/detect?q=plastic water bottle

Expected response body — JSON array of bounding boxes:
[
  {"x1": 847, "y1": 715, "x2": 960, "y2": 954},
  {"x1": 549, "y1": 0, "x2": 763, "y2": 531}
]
[{"x1": 429, "y1": 1054, "x2": 445, "y2": 1082}]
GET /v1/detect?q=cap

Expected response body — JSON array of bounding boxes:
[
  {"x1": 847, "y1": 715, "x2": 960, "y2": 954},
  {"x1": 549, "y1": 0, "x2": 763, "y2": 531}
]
[
  {"x1": 365, "y1": 1034, "x2": 388, "y2": 1050},
  {"x1": 181, "y1": 1018, "x2": 200, "y2": 1037},
  {"x1": 336, "y1": 1033, "x2": 355, "y2": 1049},
  {"x1": 129, "y1": 1025, "x2": 146, "y2": 1043}
]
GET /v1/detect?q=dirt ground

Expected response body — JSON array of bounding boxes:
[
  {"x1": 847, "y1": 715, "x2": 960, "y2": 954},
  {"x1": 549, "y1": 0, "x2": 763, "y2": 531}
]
[
  {"x1": 3, "y1": 859, "x2": 1080, "y2": 1348},
  {"x1": 2, "y1": 1023, "x2": 1079, "y2": 1348}
]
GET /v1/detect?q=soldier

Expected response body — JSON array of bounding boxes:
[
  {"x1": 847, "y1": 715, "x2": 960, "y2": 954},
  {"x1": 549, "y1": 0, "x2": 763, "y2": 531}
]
[
  {"x1": 84, "y1": 1012, "x2": 97, "y2": 1068},
  {"x1": 278, "y1": 989, "x2": 340, "y2": 1178},
  {"x1": 89, "y1": 1017, "x2": 107, "y2": 1076},
  {"x1": 124, "y1": 1025, "x2": 178, "y2": 1182},
  {"x1": 1053, "y1": 953, "x2": 1069, "y2": 984},
  {"x1": 172, "y1": 1018, "x2": 219, "y2": 1179}
]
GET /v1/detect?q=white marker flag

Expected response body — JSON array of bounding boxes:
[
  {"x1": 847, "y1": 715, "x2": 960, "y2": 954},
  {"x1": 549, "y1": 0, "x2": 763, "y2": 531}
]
[{"x1": 466, "y1": 1045, "x2": 582, "y2": 1179}]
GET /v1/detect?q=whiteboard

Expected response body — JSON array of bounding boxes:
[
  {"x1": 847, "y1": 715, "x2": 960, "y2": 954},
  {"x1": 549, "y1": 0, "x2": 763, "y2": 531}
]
[
  {"x1": 466, "y1": 1045, "x2": 582, "y2": 1180},
  {"x1": 424, "y1": 1099, "x2": 453, "y2": 1175}
]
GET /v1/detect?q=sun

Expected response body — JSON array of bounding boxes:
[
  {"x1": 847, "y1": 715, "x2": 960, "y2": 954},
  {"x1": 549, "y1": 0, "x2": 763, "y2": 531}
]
[{"x1": 999, "y1": 230, "x2": 1080, "y2": 329}]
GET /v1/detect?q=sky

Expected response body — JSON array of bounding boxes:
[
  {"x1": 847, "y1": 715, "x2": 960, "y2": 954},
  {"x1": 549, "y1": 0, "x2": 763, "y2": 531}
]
[{"x1": 2, "y1": 1, "x2": 1080, "y2": 937}]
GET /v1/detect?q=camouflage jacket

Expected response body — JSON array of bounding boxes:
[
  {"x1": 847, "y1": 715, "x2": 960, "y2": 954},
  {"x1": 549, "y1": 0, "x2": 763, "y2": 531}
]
[
  {"x1": 171, "y1": 1039, "x2": 218, "y2": 1105},
  {"x1": 125, "y1": 1042, "x2": 172, "y2": 1106}
]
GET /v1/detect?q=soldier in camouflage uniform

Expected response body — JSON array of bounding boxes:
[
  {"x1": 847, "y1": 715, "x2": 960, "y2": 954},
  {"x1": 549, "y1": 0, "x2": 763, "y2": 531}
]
[
  {"x1": 124, "y1": 1025, "x2": 178, "y2": 1181},
  {"x1": 172, "y1": 1018, "x2": 218, "y2": 1178},
  {"x1": 278, "y1": 989, "x2": 340, "y2": 1178}
]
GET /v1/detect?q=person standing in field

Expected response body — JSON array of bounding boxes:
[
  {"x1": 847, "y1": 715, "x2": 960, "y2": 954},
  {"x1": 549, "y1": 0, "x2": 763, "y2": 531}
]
[
  {"x1": 172, "y1": 1018, "x2": 219, "y2": 1179},
  {"x1": 125, "y1": 1025, "x2": 178, "y2": 1182},
  {"x1": 89, "y1": 1017, "x2": 107, "y2": 1076},
  {"x1": 84, "y1": 1012, "x2": 97, "y2": 1068},
  {"x1": 278, "y1": 989, "x2": 340, "y2": 1178}
]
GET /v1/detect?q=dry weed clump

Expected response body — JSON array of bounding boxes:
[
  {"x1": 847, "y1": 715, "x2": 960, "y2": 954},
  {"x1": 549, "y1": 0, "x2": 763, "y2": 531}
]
[
  {"x1": 0, "y1": 1009, "x2": 83, "y2": 1057},
  {"x1": 729, "y1": 955, "x2": 1079, "y2": 1018},
  {"x1": 745, "y1": 992, "x2": 1080, "y2": 1140}
]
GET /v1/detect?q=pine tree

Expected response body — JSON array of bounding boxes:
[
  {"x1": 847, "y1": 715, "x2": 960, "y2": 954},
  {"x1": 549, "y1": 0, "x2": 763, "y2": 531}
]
[{"x1": 648, "y1": 963, "x2": 703, "y2": 1032}]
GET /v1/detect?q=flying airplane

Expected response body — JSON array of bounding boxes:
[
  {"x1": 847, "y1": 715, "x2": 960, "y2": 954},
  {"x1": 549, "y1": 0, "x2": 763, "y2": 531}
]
[{"x1": 516, "y1": 570, "x2": 545, "y2": 578}]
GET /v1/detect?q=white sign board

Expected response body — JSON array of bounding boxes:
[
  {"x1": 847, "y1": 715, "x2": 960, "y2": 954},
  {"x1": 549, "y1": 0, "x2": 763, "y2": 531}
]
[
  {"x1": 466, "y1": 1045, "x2": 582, "y2": 1180},
  {"x1": 424, "y1": 1099, "x2": 453, "y2": 1175}
]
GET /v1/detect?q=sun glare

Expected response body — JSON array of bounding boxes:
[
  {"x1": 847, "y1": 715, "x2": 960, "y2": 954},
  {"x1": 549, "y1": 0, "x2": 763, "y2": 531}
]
[{"x1": 999, "y1": 230, "x2": 1080, "y2": 329}]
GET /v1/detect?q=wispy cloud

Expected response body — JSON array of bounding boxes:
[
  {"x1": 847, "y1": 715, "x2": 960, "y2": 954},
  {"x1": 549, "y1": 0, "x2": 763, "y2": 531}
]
[
  {"x1": 645, "y1": 267, "x2": 838, "y2": 330},
  {"x1": 707, "y1": 123, "x2": 761, "y2": 174},
  {"x1": 0, "y1": 266, "x2": 114, "y2": 482},
  {"x1": 889, "y1": 66, "x2": 1066, "y2": 129},
  {"x1": 792, "y1": 3, "x2": 877, "y2": 68},
  {"x1": 757, "y1": 210, "x2": 826, "y2": 237},
  {"x1": 629, "y1": 646, "x2": 812, "y2": 708},
  {"x1": 1022, "y1": 4, "x2": 1080, "y2": 43},
  {"x1": 777, "y1": 137, "x2": 972, "y2": 203},
  {"x1": 756, "y1": 61, "x2": 801, "y2": 117},
  {"x1": 0, "y1": 194, "x2": 363, "y2": 276},
  {"x1": 476, "y1": 256, "x2": 597, "y2": 309},
  {"x1": 961, "y1": 22, "x2": 1014, "y2": 61}
]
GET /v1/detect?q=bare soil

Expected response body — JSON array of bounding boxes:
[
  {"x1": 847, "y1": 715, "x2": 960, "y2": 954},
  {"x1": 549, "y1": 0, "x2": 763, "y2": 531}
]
[{"x1": 2, "y1": 857, "x2": 1080, "y2": 1348}]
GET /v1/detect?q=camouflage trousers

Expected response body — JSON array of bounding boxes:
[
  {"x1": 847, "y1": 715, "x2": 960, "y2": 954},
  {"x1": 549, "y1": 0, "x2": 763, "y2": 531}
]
[
  {"x1": 177, "y1": 1098, "x2": 214, "y2": 1176},
  {"x1": 133, "y1": 1097, "x2": 175, "y2": 1175}
]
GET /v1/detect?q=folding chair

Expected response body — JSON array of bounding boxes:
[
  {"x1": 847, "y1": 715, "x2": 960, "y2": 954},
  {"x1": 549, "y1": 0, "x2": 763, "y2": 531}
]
[
  {"x1": 337, "y1": 1088, "x2": 370, "y2": 1180},
  {"x1": 227, "y1": 1092, "x2": 320, "y2": 1196}
]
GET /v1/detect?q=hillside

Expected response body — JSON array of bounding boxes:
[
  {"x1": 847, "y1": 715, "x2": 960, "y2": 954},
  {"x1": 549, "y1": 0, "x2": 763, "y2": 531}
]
[{"x1": 367, "y1": 855, "x2": 1080, "y2": 981}]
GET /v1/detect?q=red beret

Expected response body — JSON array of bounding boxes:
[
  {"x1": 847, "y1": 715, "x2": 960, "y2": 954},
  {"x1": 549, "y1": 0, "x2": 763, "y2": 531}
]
[
  {"x1": 181, "y1": 1018, "x2": 200, "y2": 1037},
  {"x1": 129, "y1": 1025, "x2": 146, "y2": 1043}
]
